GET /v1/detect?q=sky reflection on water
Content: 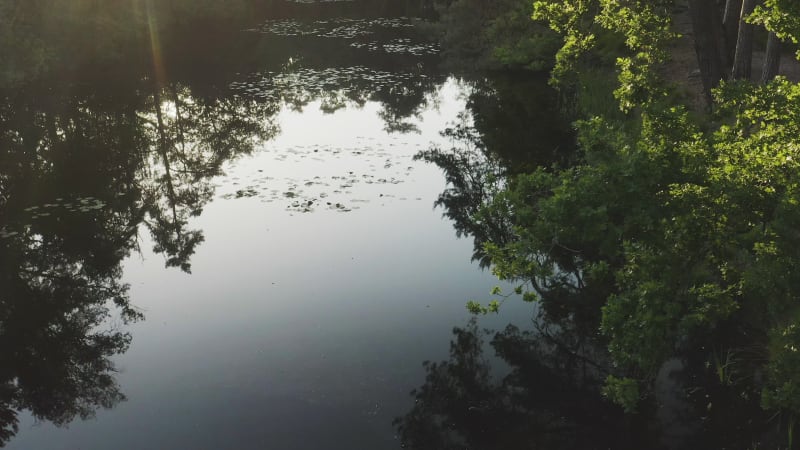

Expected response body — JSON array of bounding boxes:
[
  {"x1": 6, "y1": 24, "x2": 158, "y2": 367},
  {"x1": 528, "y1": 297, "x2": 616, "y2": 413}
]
[{"x1": 5, "y1": 79, "x2": 530, "y2": 450}]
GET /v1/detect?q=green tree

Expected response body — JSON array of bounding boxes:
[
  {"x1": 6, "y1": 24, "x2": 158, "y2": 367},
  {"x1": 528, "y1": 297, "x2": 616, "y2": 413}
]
[{"x1": 455, "y1": 0, "x2": 800, "y2": 430}]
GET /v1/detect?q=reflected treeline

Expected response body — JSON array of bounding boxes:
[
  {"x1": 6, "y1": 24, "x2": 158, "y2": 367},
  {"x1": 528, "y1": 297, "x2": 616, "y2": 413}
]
[
  {"x1": 2, "y1": 0, "x2": 447, "y2": 137},
  {"x1": 0, "y1": 84, "x2": 139, "y2": 444},
  {"x1": 416, "y1": 72, "x2": 573, "y2": 267},
  {"x1": 395, "y1": 317, "x2": 784, "y2": 449},
  {"x1": 142, "y1": 82, "x2": 279, "y2": 271},
  {"x1": 394, "y1": 319, "x2": 651, "y2": 450},
  {"x1": 0, "y1": 75, "x2": 278, "y2": 445},
  {"x1": 240, "y1": 13, "x2": 445, "y2": 131}
]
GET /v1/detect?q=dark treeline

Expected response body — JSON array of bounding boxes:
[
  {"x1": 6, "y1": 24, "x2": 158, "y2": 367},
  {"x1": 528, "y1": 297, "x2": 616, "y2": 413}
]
[
  {"x1": 423, "y1": 0, "x2": 560, "y2": 71},
  {"x1": 0, "y1": 63, "x2": 279, "y2": 445},
  {"x1": 0, "y1": 0, "x2": 438, "y2": 88}
]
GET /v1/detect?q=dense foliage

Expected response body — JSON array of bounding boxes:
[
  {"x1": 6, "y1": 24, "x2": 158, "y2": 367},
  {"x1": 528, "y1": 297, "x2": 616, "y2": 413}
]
[
  {"x1": 458, "y1": 0, "x2": 800, "y2": 434},
  {"x1": 429, "y1": 0, "x2": 561, "y2": 71}
]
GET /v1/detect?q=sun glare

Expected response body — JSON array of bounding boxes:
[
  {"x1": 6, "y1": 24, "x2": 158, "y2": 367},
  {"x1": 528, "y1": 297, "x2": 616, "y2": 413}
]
[{"x1": 145, "y1": 0, "x2": 166, "y2": 87}]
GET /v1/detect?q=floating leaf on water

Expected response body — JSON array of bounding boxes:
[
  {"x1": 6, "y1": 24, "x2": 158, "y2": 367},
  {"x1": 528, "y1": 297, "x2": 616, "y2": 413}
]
[{"x1": 235, "y1": 189, "x2": 259, "y2": 198}]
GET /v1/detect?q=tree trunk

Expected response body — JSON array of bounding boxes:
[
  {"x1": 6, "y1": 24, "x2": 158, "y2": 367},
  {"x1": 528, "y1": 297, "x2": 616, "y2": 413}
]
[
  {"x1": 761, "y1": 32, "x2": 781, "y2": 83},
  {"x1": 711, "y1": 3, "x2": 730, "y2": 70},
  {"x1": 688, "y1": 0, "x2": 725, "y2": 103},
  {"x1": 722, "y1": 0, "x2": 742, "y2": 61},
  {"x1": 731, "y1": 0, "x2": 758, "y2": 80}
]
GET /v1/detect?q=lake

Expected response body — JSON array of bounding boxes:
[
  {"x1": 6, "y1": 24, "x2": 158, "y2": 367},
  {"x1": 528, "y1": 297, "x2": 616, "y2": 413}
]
[{"x1": 5, "y1": 1, "x2": 778, "y2": 448}]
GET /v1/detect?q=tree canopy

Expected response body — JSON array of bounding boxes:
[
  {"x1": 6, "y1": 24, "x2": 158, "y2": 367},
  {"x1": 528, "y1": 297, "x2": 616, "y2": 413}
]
[{"x1": 449, "y1": 0, "x2": 800, "y2": 435}]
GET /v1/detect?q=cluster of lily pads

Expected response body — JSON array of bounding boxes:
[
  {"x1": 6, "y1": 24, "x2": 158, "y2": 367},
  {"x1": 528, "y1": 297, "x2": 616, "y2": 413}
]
[
  {"x1": 229, "y1": 66, "x2": 427, "y2": 104},
  {"x1": 0, "y1": 196, "x2": 108, "y2": 240},
  {"x1": 253, "y1": 17, "x2": 415, "y2": 38},
  {"x1": 217, "y1": 137, "x2": 424, "y2": 213},
  {"x1": 21, "y1": 196, "x2": 106, "y2": 217},
  {"x1": 349, "y1": 38, "x2": 439, "y2": 56}
]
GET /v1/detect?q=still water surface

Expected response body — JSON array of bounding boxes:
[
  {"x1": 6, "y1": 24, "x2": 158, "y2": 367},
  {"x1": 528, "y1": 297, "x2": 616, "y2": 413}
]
[
  {"x1": 1, "y1": 8, "x2": 535, "y2": 447},
  {"x1": 8, "y1": 83, "x2": 526, "y2": 450}
]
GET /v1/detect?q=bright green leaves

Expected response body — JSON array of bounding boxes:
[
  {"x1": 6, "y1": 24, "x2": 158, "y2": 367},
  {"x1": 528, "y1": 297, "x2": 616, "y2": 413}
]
[
  {"x1": 489, "y1": 0, "x2": 800, "y2": 419},
  {"x1": 466, "y1": 287, "x2": 504, "y2": 315},
  {"x1": 466, "y1": 284, "x2": 532, "y2": 314},
  {"x1": 532, "y1": 0, "x2": 594, "y2": 35},
  {"x1": 602, "y1": 375, "x2": 640, "y2": 413},
  {"x1": 596, "y1": 2, "x2": 675, "y2": 111},
  {"x1": 466, "y1": 299, "x2": 502, "y2": 315},
  {"x1": 533, "y1": 0, "x2": 598, "y2": 86},
  {"x1": 750, "y1": 0, "x2": 800, "y2": 51},
  {"x1": 533, "y1": 0, "x2": 676, "y2": 111},
  {"x1": 554, "y1": 33, "x2": 598, "y2": 84},
  {"x1": 595, "y1": 1, "x2": 674, "y2": 59}
]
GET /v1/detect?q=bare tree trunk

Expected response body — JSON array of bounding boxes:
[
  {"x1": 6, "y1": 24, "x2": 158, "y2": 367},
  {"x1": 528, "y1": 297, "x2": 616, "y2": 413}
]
[
  {"x1": 731, "y1": 0, "x2": 758, "y2": 80},
  {"x1": 688, "y1": 0, "x2": 725, "y2": 103},
  {"x1": 722, "y1": 0, "x2": 742, "y2": 61},
  {"x1": 761, "y1": 31, "x2": 781, "y2": 83}
]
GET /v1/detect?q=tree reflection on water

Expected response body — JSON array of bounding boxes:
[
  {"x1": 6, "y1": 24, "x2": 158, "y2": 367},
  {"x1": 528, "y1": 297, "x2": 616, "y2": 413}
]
[{"x1": 0, "y1": 0, "x2": 445, "y2": 444}]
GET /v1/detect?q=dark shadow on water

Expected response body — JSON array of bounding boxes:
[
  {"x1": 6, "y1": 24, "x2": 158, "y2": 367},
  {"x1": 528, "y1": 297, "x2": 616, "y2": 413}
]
[
  {"x1": 394, "y1": 315, "x2": 786, "y2": 450},
  {"x1": 393, "y1": 318, "x2": 651, "y2": 450}
]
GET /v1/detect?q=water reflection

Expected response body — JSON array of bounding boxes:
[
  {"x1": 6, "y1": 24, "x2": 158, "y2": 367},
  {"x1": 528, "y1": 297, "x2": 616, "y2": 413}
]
[
  {"x1": 416, "y1": 72, "x2": 573, "y2": 268},
  {"x1": 394, "y1": 319, "x2": 652, "y2": 450},
  {"x1": 0, "y1": 220, "x2": 135, "y2": 445},
  {"x1": 397, "y1": 316, "x2": 791, "y2": 449},
  {"x1": 0, "y1": 88, "x2": 142, "y2": 440},
  {"x1": 0, "y1": 79, "x2": 275, "y2": 445},
  {"x1": 0, "y1": 1, "x2": 449, "y2": 445},
  {"x1": 142, "y1": 82, "x2": 279, "y2": 271}
]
